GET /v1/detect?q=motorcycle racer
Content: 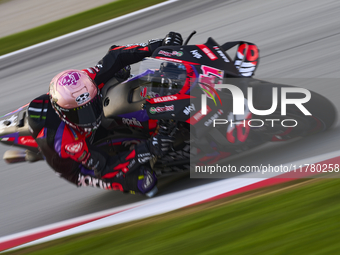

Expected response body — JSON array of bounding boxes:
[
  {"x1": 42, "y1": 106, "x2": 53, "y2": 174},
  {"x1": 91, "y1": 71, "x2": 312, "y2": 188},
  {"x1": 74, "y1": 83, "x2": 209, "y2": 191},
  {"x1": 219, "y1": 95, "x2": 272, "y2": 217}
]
[{"x1": 27, "y1": 32, "x2": 183, "y2": 197}]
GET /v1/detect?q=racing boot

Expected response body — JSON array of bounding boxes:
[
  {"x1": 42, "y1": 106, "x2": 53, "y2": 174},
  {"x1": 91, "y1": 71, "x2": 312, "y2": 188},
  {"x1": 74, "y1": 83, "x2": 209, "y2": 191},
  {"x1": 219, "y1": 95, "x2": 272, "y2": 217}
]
[{"x1": 125, "y1": 165, "x2": 158, "y2": 197}]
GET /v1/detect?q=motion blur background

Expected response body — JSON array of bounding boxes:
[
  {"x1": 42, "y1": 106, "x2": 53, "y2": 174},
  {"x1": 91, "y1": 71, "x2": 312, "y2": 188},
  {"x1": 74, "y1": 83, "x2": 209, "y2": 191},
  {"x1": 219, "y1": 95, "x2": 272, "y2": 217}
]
[
  {"x1": 0, "y1": 0, "x2": 116, "y2": 37},
  {"x1": 1, "y1": 0, "x2": 340, "y2": 253}
]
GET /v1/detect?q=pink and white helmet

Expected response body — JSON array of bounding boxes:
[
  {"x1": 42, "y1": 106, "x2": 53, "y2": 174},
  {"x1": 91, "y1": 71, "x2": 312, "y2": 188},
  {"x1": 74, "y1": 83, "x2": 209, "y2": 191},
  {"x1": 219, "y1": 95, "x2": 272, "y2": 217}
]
[{"x1": 49, "y1": 69, "x2": 103, "y2": 131}]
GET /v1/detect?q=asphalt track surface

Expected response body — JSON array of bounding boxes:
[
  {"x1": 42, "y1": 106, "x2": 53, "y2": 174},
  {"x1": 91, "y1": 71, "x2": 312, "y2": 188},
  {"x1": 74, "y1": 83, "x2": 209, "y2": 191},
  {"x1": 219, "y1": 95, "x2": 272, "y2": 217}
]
[
  {"x1": 0, "y1": 0, "x2": 117, "y2": 38},
  {"x1": 1, "y1": 0, "x2": 340, "y2": 237}
]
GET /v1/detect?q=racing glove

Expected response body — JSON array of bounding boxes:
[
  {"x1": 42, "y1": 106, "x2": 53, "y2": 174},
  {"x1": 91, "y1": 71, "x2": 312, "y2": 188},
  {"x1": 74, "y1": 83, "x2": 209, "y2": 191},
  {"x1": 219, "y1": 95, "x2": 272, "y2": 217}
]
[
  {"x1": 148, "y1": 134, "x2": 175, "y2": 157},
  {"x1": 114, "y1": 65, "x2": 131, "y2": 80},
  {"x1": 162, "y1": 32, "x2": 183, "y2": 46},
  {"x1": 147, "y1": 120, "x2": 176, "y2": 157}
]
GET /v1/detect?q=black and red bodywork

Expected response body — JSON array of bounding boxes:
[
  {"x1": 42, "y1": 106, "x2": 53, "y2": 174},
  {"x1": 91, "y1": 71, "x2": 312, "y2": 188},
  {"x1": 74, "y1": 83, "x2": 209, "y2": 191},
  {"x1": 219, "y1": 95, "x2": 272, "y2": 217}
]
[
  {"x1": 0, "y1": 37, "x2": 335, "y2": 171},
  {"x1": 142, "y1": 38, "x2": 260, "y2": 156}
]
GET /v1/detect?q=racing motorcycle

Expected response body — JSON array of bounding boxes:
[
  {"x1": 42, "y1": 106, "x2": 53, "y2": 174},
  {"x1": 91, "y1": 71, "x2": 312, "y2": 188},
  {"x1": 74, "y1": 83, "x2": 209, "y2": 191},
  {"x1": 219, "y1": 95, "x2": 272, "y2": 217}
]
[{"x1": 0, "y1": 31, "x2": 337, "y2": 176}]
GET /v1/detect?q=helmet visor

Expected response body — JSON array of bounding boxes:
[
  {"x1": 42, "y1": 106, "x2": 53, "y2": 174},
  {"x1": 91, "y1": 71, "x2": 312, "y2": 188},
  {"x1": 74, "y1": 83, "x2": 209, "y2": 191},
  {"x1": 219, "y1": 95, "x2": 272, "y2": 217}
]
[{"x1": 58, "y1": 94, "x2": 103, "y2": 129}]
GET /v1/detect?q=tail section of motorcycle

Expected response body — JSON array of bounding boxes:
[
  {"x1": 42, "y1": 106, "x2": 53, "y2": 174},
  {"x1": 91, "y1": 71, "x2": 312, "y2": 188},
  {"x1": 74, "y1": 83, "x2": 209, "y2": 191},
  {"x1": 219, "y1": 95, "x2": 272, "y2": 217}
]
[{"x1": 0, "y1": 104, "x2": 46, "y2": 164}]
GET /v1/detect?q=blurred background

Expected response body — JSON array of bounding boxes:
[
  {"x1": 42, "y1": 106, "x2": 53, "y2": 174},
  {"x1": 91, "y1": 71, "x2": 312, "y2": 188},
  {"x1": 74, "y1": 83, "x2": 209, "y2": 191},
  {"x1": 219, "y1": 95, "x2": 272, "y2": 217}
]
[
  {"x1": 0, "y1": 0, "x2": 116, "y2": 38},
  {"x1": 1, "y1": 0, "x2": 340, "y2": 253}
]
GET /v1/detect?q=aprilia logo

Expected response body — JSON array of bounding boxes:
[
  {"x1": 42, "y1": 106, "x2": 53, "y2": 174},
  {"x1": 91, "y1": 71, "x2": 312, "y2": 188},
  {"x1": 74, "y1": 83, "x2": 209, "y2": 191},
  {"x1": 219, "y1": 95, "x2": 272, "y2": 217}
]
[{"x1": 122, "y1": 117, "x2": 142, "y2": 127}]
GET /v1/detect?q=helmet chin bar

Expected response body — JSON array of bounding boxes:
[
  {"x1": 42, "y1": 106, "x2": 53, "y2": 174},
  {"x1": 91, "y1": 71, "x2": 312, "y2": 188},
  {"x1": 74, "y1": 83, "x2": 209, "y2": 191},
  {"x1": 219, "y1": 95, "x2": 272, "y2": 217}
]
[
  {"x1": 50, "y1": 92, "x2": 103, "y2": 132},
  {"x1": 62, "y1": 118, "x2": 101, "y2": 133},
  {"x1": 51, "y1": 100, "x2": 102, "y2": 133}
]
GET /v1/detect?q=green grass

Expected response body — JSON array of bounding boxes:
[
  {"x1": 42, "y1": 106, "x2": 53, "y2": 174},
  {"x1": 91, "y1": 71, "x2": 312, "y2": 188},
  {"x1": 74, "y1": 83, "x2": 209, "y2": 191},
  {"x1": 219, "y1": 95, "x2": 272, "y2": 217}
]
[
  {"x1": 5, "y1": 178, "x2": 340, "y2": 255},
  {"x1": 0, "y1": 0, "x2": 166, "y2": 56}
]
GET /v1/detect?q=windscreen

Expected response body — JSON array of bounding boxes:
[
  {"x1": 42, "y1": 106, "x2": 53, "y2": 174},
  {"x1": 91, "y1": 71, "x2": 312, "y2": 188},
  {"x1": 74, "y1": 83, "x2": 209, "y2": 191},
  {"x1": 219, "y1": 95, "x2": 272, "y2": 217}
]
[{"x1": 137, "y1": 58, "x2": 187, "y2": 98}]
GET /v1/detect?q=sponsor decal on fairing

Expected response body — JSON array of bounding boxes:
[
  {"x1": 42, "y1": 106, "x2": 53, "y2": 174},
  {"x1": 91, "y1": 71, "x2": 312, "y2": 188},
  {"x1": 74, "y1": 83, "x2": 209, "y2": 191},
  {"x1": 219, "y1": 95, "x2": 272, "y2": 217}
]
[
  {"x1": 158, "y1": 50, "x2": 183, "y2": 57},
  {"x1": 197, "y1": 45, "x2": 218, "y2": 60},
  {"x1": 149, "y1": 105, "x2": 174, "y2": 114},
  {"x1": 183, "y1": 103, "x2": 196, "y2": 115},
  {"x1": 204, "y1": 109, "x2": 224, "y2": 127},
  {"x1": 190, "y1": 49, "x2": 203, "y2": 59},
  {"x1": 151, "y1": 95, "x2": 177, "y2": 103},
  {"x1": 213, "y1": 46, "x2": 230, "y2": 63}
]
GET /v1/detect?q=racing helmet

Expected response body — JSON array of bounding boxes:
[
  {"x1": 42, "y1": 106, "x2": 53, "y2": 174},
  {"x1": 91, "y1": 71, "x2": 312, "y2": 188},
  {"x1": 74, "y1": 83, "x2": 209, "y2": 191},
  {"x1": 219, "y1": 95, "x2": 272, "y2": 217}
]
[
  {"x1": 49, "y1": 69, "x2": 103, "y2": 131},
  {"x1": 139, "y1": 59, "x2": 187, "y2": 98}
]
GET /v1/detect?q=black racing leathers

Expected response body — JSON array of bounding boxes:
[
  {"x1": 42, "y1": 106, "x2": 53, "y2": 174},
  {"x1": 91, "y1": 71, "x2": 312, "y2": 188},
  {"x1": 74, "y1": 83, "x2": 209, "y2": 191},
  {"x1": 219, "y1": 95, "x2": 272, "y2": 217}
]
[
  {"x1": 27, "y1": 39, "x2": 163, "y2": 192},
  {"x1": 84, "y1": 39, "x2": 163, "y2": 87}
]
